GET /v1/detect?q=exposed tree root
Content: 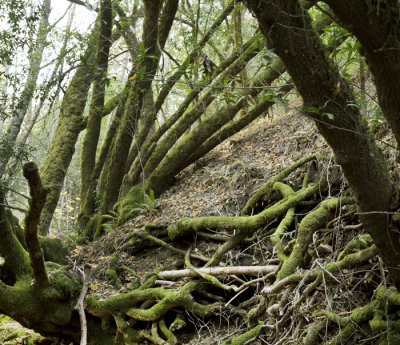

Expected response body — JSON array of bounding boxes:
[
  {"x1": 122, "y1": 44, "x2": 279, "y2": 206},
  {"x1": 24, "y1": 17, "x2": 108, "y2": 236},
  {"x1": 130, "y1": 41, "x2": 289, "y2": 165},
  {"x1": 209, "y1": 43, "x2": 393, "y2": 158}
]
[
  {"x1": 69, "y1": 155, "x2": 400, "y2": 344},
  {"x1": 241, "y1": 154, "x2": 319, "y2": 215}
]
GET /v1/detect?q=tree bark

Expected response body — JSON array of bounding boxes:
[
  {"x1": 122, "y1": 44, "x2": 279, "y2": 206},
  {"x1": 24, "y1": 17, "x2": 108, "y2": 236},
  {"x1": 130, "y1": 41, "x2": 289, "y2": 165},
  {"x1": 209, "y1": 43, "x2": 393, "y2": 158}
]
[
  {"x1": 245, "y1": 0, "x2": 400, "y2": 288},
  {"x1": 101, "y1": 0, "x2": 164, "y2": 214},
  {"x1": 38, "y1": 43, "x2": 97, "y2": 235},
  {"x1": 80, "y1": 0, "x2": 113, "y2": 228}
]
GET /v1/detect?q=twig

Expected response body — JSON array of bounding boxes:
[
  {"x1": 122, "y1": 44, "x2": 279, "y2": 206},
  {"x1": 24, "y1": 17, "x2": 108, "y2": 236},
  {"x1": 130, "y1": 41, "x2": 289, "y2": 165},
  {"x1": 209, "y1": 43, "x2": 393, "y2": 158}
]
[
  {"x1": 154, "y1": 280, "x2": 178, "y2": 287},
  {"x1": 0, "y1": 203, "x2": 28, "y2": 213},
  {"x1": 185, "y1": 247, "x2": 237, "y2": 291},
  {"x1": 140, "y1": 232, "x2": 210, "y2": 262},
  {"x1": 343, "y1": 223, "x2": 363, "y2": 230},
  {"x1": 225, "y1": 286, "x2": 249, "y2": 307},
  {"x1": 67, "y1": 0, "x2": 98, "y2": 11},
  {"x1": 1, "y1": 186, "x2": 30, "y2": 199}
]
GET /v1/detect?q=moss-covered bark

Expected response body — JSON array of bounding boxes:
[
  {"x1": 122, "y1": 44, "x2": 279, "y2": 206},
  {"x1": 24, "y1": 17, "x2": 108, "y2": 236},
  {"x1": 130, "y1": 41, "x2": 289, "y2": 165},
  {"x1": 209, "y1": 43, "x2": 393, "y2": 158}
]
[
  {"x1": 123, "y1": 36, "x2": 256, "y2": 191},
  {"x1": 134, "y1": 43, "x2": 259, "y2": 192},
  {"x1": 0, "y1": 188, "x2": 31, "y2": 280},
  {"x1": 38, "y1": 32, "x2": 97, "y2": 235},
  {"x1": 277, "y1": 197, "x2": 353, "y2": 280},
  {"x1": 101, "y1": 0, "x2": 162, "y2": 215},
  {"x1": 87, "y1": 280, "x2": 221, "y2": 321},
  {"x1": 221, "y1": 321, "x2": 265, "y2": 345},
  {"x1": 119, "y1": 15, "x2": 335, "y2": 213},
  {"x1": 167, "y1": 181, "x2": 322, "y2": 238},
  {"x1": 23, "y1": 162, "x2": 49, "y2": 287},
  {"x1": 0, "y1": 190, "x2": 85, "y2": 343},
  {"x1": 322, "y1": 1, "x2": 400, "y2": 152},
  {"x1": 79, "y1": 0, "x2": 113, "y2": 228}
]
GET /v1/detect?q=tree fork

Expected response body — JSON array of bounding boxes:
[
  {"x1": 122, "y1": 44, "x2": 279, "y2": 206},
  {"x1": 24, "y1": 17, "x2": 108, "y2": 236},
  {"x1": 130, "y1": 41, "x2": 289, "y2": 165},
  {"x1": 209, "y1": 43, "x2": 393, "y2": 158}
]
[{"x1": 23, "y1": 162, "x2": 49, "y2": 287}]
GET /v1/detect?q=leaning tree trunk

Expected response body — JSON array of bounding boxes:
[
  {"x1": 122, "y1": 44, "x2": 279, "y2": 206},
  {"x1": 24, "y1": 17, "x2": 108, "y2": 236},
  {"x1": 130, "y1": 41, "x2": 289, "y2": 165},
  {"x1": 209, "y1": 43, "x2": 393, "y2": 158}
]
[
  {"x1": 244, "y1": 0, "x2": 400, "y2": 288},
  {"x1": 116, "y1": 13, "x2": 337, "y2": 224},
  {"x1": 38, "y1": 46, "x2": 96, "y2": 235},
  {"x1": 124, "y1": 0, "x2": 236, "y2": 178}
]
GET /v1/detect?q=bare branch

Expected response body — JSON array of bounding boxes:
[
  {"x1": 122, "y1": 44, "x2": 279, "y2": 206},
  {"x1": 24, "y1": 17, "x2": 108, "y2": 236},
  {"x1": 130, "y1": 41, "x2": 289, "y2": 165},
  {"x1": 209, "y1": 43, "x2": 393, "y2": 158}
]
[
  {"x1": 74, "y1": 266, "x2": 90, "y2": 345},
  {"x1": 67, "y1": 0, "x2": 98, "y2": 11},
  {"x1": 159, "y1": 265, "x2": 278, "y2": 280}
]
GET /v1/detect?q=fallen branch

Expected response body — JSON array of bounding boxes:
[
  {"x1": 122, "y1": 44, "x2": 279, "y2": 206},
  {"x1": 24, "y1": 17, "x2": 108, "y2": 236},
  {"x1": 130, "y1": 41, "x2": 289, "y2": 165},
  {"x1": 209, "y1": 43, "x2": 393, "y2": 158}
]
[{"x1": 159, "y1": 265, "x2": 278, "y2": 280}]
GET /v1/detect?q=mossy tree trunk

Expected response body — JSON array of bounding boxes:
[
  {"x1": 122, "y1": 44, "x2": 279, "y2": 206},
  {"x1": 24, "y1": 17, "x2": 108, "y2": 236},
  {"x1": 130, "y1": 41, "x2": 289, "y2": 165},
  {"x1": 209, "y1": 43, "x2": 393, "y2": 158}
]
[
  {"x1": 38, "y1": 49, "x2": 96, "y2": 235},
  {"x1": 245, "y1": 0, "x2": 400, "y2": 288},
  {"x1": 79, "y1": 0, "x2": 113, "y2": 229},
  {"x1": 120, "y1": 41, "x2": 260, "y2": 199},
  {"x1": 100, "y1": 0, "x2": 174, "y2": 214},
  {"x1": 122, "y1": 0, "x2": 236, "y2": 185},
  {"x1": 116, "y1": 14, "x2": 337, "y2": 224}
]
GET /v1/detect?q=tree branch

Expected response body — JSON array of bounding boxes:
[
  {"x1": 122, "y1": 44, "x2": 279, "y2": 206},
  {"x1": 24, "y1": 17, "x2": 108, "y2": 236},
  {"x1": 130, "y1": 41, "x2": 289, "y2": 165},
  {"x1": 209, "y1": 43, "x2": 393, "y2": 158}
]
[
  {"x1": 74, "y1": 265, "x2": 90, "y2": 345},
  {"x1": 67, "y1": 0, "x2": 98, "y2": 12},
  {"x1": 159, "y1": 265, "x2": 278, "y2": 280},
  {"x1": 23, "y1": 162, "x2": 49, "y2": 287}
]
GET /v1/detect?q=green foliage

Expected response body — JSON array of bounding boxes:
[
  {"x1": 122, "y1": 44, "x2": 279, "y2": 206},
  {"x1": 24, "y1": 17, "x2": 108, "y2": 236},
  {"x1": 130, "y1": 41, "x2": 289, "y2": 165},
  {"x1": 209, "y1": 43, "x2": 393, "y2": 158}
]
[
  {"x1": 306, "y1": 102, "x2": 335, "y2": 120},
  {"x1": 0, "y1": 136, "x2": 34, "y2": 165},
  {"x1": 0, "y1": 0, "x2": 40, "y2": 65},
  {"x1": 101, "y1": 211, "x2": 119, "y2": 234},
  {"x1": 132, "y1": 189, "x2": 160, "y2": 214},
  {"x1": 367, "y1": 104, "x2": 386, "y2": 132}
]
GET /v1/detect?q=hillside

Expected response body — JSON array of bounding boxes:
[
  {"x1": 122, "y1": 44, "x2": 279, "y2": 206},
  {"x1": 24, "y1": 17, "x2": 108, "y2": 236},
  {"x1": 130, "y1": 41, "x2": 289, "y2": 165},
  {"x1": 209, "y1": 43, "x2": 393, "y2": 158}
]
[{"x1": 2, "y1": 100, "x2": 398, "y2": 345}]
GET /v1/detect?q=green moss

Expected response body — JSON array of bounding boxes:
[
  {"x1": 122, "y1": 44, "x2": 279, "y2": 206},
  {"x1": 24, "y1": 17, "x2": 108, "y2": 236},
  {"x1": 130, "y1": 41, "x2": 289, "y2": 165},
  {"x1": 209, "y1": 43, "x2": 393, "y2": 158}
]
[
  {"x1": 39, "y1": 54, "x2": 95, "y2": 235},
  {"x1": 278, "y1": 197, "x2": 353, "y2": 280},
  {"x1": 39, "y1": 237, "x2": 68, "y2": 264},
  {"x1": 241, "y1": 154, "x2": 318, "y2": 215},
  {"x1": 350, "y1": 300, "x2": 378, "y2": 323},
  {"x1": 168, "y1": 182, "x2": 324, "y2": 242},
  {"x1": 116, "y1": 184, "x2": 145, "y2": 224},
  {"x1": 3, "y1": 328, "x2": 41, "y2": 344},
  {"x1": 105, "y1": 255, "x2": 121, "y2": 288},
  {"x1": 337, "y1": 234, "x2": 372, "y2": 260},
  {"x1": 369, "y1": 311, "x2": 386, "y2": 332},
  {"x1": 159, "y1": 318, "x2": 177, "y2": 344},
  {"x1": 221, "y1": 321, "x2": 264, "y2": 345},
  {"x1": 378, "y1": 333, "x2": 400, "y2": 345},
  {"x1": 169, "y1": 314, "x2": 186, "y2": 331}
]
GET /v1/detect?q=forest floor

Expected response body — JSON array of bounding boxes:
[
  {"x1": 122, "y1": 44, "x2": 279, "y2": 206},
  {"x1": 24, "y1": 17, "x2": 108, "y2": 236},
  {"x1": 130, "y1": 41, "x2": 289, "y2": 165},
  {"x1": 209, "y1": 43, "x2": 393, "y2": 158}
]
[{"x1": 2, "y1": 101, "x2": 398, "y2": 344}]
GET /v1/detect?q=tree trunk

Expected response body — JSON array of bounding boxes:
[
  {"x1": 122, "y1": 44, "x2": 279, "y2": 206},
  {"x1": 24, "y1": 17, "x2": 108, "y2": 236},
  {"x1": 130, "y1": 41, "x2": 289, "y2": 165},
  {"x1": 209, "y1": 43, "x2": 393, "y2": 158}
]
[
  {"x1": 38, "y1": 49, "x2": 96, "y2": 235},
  {"x1": 245, "y1": 0, "x2": 400, "y2": 288},
  {"x1": 80, "y1": 0, "x2": 113, "y2": 228}
]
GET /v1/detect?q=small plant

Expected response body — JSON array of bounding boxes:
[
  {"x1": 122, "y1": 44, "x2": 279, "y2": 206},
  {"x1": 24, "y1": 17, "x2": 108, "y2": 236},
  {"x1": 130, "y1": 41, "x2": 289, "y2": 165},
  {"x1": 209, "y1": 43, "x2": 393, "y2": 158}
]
[
  {"x1": 132, "y1": 189, "x2": 160, "y2": 214},
  {"x1": 101, "y1": 211, "x2": 118, "y2": 234}
]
